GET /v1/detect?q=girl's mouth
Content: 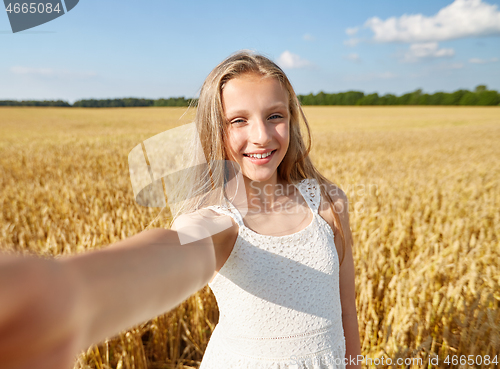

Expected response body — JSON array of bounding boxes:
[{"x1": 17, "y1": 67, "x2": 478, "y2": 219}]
[{"x1": 243, "y1": 150, "x2": 277, "y2": 164}]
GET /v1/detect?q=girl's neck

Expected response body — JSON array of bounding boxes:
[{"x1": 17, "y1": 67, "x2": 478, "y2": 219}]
[{"x1": 242, "y1": 174, "x2": 294, "y2": 213}]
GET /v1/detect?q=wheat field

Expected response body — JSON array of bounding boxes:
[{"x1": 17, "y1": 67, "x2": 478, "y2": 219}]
[{"x1": 0, "y1": 106, "x2": 498, "y2": 368}]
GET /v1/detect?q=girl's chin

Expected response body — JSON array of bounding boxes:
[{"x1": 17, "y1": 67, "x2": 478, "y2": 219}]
[{"x1": 241, "y1": 171, "x2": 277, "y2": 182}]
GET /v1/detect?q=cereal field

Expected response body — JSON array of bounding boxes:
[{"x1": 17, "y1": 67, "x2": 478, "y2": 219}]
[{"x1": 0, "y1": 106, "x2": 498, "y2": 368}]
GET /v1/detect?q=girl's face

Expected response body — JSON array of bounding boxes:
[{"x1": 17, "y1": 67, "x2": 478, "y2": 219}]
[{"x1": 221, "y1": 74, "x2": 290, "y2": 184}]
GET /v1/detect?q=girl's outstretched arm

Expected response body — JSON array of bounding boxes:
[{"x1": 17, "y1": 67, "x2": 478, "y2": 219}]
[
  {"x1": 64, "y1": 227, "x2": 216, "y2": 349},
  {"x1": 0, "y1": 227, "x2": 216, "y2": 369},
  {"x1": 336, "y1": 192, "x2": 362, "y2": 369}
]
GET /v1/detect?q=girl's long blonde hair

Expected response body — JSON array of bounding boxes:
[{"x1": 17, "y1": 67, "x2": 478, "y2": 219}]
[{"x1": 166, "y1": 49, "x2": 348, "y2": 265}]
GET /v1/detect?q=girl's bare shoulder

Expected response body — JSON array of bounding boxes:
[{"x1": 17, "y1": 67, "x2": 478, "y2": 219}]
[
  {"x1": 194, "y1": 208, "x2": 239, "y2": 274},
  {"x1": 189, "y1": 208, "x2": 239, "y2": 244},
  {"x1": 319, "y1": 182, "x2": 349, "y2": 215},
  {"x1": 318, "y1": 181, "x2": 350, "y2": 243}
]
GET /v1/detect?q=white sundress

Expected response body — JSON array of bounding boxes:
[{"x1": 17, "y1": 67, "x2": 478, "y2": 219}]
[{"x1": 199, "y1": 178, "x2": 346, "y2": 369}]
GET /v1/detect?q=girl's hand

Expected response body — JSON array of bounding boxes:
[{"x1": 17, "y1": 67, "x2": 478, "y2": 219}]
[{"x1": 0, "y1": 255, "x2": 85, "y2": 369}]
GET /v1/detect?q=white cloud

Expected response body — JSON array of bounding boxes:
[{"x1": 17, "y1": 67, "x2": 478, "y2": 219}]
[
  {"x1": 276, "y1": 51, "x2": 312, "y2": 69},
  {"x1": 302, "y1": 33, "x2": 315, "y2": 41},
  {"x1": 364, "y1": 0, "x2": 500, "y2": 43},
  {"x1": 343, "y1": 53, "x2": 361, "y2": 62},
  {"x1": 345, "y1": 27, "x2": 359, "y2": 36},
  {"x1": 343, "y1": 38, "x2": 361, "y2": 47},
  {"x1": 11, "y1": 66, "x2": 55, "y2": 76},
  {"x1": 402, "y1": 42, "x2": 455, "y2": 62},
  {"x1": 10, "y1": 66, "x2": 97, "y2": 78},
  {"x1": 469, "y1": 57, "x2": 499, "y2": 63}
]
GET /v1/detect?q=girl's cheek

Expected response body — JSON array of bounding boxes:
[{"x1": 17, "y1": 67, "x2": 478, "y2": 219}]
[
  {"x1": 225, "y1": 137, "x2": 237, "y2": 155},
  {"x1": 228, "y1": 131, "x2": 244, "y2": 153},
  {"x1": 278, "y1": 123, "x2": 290, "y2": 141}
]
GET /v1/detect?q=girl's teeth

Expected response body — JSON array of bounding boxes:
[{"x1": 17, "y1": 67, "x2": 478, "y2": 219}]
[{"x1": 248, "y1": 151, "x2": 272, "y2": 159}]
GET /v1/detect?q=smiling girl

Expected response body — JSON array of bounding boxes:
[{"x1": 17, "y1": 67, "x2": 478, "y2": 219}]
[{"x1": 170, "y1": 50, "x2": 362, "y2": 369}]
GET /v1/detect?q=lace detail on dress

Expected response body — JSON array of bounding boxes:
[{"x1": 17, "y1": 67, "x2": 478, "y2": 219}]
[
  {"x1": 201, "y1": 178, "x2": 345, "y2": 369},
  {"x1": 295, "y1": 178, "x2": 320, "y2": 213}
]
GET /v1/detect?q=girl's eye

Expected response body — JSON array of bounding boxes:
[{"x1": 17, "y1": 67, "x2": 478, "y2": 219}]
[{"x1": 231, "y1": 115, "x2": 283, "y2": 124}]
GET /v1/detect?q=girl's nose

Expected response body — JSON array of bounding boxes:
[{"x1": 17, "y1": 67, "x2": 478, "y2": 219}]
[{"x1": 250, "y1": 118, "x2": 272, "y2": 145}]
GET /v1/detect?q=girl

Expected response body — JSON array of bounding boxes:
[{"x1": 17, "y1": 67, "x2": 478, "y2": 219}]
[{"x1": 170, "y1": 50, "x2": 361, "y2": 368}]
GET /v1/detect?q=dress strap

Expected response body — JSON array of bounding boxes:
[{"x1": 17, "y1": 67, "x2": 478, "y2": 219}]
[
  {"x1": 295, "y1": 178, "x2": 320, "y2": 213},
  {"x1": 205, "y1": 203, "x2": 245, "y2": 228}
]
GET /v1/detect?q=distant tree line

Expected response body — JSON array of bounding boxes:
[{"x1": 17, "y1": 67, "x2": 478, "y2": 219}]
[
  {"x1": 0, "y1": 97, "x2": 198, "y2": 108},
  {"x1": 154, "y1": 97, "x2": 197, "y2": 107},
  {"x1": 0, "y1": 99, "x2": 71, "y2": 107},
  {"x1": 1, "y1": 86, "x2": 498, "y2": 107},
  {"x1": 73, "y1": 98, "x2": 155, "y2": 107},
  {"x1": 297, "y1": 85, "x2": 500, "y2": 106},
  {"x1": 72, "y1": 97, "x2": 197, "y2": 107}
]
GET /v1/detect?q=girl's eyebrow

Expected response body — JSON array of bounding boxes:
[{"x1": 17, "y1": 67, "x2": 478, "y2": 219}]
[{"x1": 226, "y1": 103, "x2": 288, "y2": 116}]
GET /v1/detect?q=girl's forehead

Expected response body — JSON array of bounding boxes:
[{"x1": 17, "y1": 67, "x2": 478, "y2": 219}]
[{"x1": 222, "y1": 75, "x2": 288, "y2": 101}]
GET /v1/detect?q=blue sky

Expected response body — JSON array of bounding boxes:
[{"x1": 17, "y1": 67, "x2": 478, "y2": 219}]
[{"x1": 1, "y1": 0, "x2": 499, "y2": 103}]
